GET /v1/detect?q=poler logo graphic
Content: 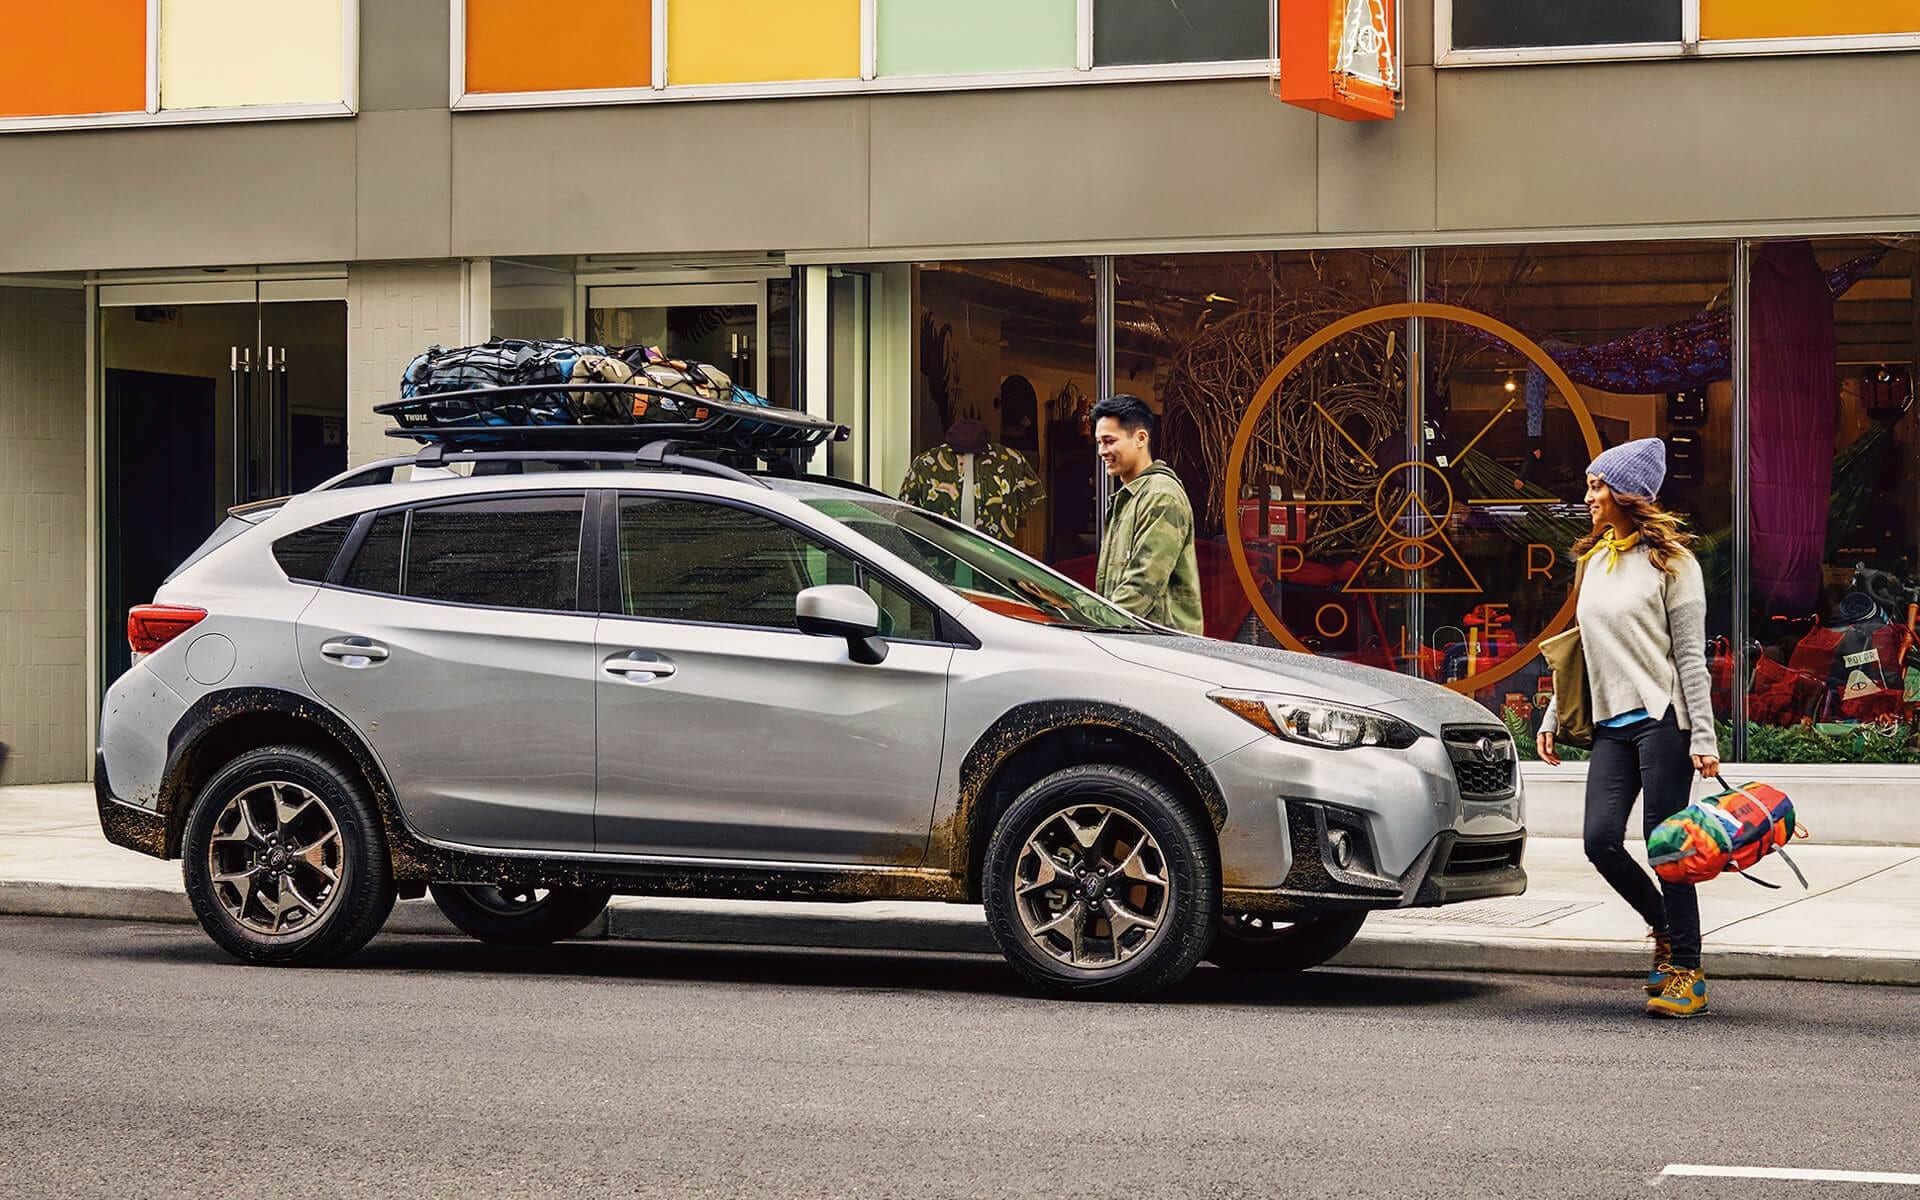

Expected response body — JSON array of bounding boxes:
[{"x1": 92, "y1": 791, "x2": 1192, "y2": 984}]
[{"x1": 1224, "y1": 302, "x2": 1605, "y2": 694}]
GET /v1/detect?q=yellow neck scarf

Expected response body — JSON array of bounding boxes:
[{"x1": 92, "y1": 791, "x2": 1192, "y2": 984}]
[{"x1": 1579, "y1": 526, "x2": 1642, "y2": 574}]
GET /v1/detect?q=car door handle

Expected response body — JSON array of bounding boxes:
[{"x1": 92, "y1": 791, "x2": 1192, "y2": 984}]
[
  {"x1": 320, "y1": 638, "x2": 389, "y2": 664},
  {"x1": 604, "y1": 652, "x2": 676, "y2": 680}
]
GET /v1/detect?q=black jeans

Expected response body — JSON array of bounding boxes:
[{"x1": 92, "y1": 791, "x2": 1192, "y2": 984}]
[{"x1": 1583, "y1": 710, "x2": 1701, "y2": 969}]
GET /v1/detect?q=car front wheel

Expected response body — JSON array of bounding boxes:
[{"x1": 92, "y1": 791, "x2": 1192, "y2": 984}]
[
  {"x1": 428, "y1": 883, "x2": 612, "y2": 945},
  {"x1": 1206, "y1": 911, "x2": 1368, "y2": 973},
  {"x1": 181, "y1": 745, "x2": 394, "y2": 966},
  {"x1": 983, "y1": 765, "x2": 1217, "y2": 1000}
]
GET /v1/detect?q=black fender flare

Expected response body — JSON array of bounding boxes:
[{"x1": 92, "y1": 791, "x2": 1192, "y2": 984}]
[
  {"x1": 946, "y1": 700, "x2": 1228, "y2": 886},
  {"x1": 156, "y1": 686, "x2": 401, "y2": 858}
]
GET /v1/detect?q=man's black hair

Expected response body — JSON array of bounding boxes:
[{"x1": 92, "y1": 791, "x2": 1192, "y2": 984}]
[{"x1": 1091, "y1": 393, "x2": 1155, "y2": 441}]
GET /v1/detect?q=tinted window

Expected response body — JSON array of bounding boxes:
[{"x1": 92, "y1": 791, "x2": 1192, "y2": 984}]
[
  {"x1": 344, "y1": 511, "x2": 405, "y2": 594},
  {"x1": 1093, "y1": 0, "x2": 1268, "y2": 66},
  {"x1": 620, "y1": 497, "x2": 937, "y2": 639},
  {"x1": 1451, "y1": 0, "x2": 1680, "y2": 49},
  {"x1": 271, "y1": 517, "x2": 355, "y2": 583},
  {"x1": 405, "y1": 496, "x2": 584, "y2": 611}
]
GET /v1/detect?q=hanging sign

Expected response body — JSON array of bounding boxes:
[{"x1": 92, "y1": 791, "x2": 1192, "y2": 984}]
[{"x1": 1276, "y1": 0, "x2": 1400, "y2": 121}]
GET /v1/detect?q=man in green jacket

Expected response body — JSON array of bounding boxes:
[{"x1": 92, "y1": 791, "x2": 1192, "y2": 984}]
[{"x1": 1091, "y1": 394, "x2": 1204, "y2": 634}]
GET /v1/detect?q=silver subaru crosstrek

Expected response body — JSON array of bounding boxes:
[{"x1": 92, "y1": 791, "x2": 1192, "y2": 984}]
[{"x1": 96, "y1": 413, "x2": 1525, "y2": 999}]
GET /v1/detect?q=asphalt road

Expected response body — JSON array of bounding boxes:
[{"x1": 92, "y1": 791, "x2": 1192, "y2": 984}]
[{"x1": 2, "y1": 915, "x2": 1916, "y2": 1200}]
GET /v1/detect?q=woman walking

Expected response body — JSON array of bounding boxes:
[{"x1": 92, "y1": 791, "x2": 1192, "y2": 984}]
[{"x1": 1538, "y1": 438, "x2": 1721, "y2": 1018}]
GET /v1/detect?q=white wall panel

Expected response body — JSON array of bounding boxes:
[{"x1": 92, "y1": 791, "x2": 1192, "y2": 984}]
[{"x1": 159, "y1": 0, "x2": 347, "y2": 109}]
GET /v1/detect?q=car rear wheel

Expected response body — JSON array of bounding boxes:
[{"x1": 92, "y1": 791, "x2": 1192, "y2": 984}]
[
  {"x1": 983, "y1": 765, "x2": 1217, "y2": 1000},
  {"x1": 1206, "y1": 911, "x2": 1368, "y2": 973},
  {"x1": 181, "y1": 745, "x2": 394, "y2": 966},
  {"x1": 428, "y1": 882, "x2": 612, "y2": 945}
]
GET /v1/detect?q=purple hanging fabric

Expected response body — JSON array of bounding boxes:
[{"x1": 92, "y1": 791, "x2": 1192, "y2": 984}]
[
  {"x1": 1437, "y1": 249, "x2": 1882, "y2": 394},
  {"x1": 1748, "y1": 240, "x2": 1837, "y2": 616}
]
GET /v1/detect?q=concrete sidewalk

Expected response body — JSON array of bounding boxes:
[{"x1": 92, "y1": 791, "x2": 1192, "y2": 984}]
[{"x1": 6, "y1": 784, "x2": 1918, "y2": 985}]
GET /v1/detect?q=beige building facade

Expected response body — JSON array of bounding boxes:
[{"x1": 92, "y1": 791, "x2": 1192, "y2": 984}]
[{"x1": 3, "y1": 0, "x2": 1919, "y2": 792}]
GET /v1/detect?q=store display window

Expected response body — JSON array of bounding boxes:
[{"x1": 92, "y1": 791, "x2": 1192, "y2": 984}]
[{"x1": 1743, "y1": 239, "x2": 1919, "y2": 763}]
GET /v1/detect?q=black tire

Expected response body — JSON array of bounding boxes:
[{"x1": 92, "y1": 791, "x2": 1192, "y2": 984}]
[
  {"x1": 1206, "y1": 911, "x2": 1368, "y2": 973},
  {"x1": 428, "y1": 882, "x2": 612, "y2": 945},
  {"x1": 181, "y1": 745, "x2": 395, "y2": 966},
  {"x1": 982, "y1": 764, "x2": 1218, "y2": 1000}
]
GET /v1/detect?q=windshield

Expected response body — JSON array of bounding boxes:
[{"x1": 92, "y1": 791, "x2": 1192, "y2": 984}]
[{"x1": 803, "y1": 497, "x2": 1149, "y2": 631}]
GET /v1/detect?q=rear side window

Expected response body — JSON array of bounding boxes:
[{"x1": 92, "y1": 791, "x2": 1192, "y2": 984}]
[
  {"x1": 166, "y1": 515, "x2": 254, "y2": 583},
  {"x1": 344, "y1": 512, "x2": 405, "y2": 593},
  {"x1": 404, "y1": 496, "x2": 584, "y2": 611},
  {"x1": 271, "y1": 518, "x2": 355, "y2": 584}
]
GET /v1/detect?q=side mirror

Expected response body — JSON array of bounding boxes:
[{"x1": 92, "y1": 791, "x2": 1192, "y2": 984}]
[{"x1": 795, "y1": 585, "x2": 889, "y2": 665}]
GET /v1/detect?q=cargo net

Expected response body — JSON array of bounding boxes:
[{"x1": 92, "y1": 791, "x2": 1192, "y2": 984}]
[{"x1": 385, "y1": 337, "x2": 771, "y2": 430}]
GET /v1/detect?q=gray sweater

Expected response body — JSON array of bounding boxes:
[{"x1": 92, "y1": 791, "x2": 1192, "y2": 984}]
[{"x1": 1540, "y1": 545, "x2": 1721, "y2": 759}]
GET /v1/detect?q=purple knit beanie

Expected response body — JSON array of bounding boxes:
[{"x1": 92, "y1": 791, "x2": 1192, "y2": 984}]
[{"x1": 1587, "y1": 437, "x2": 1666, "y2": 501}]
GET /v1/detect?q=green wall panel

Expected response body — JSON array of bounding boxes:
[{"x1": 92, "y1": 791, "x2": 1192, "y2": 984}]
[{"x1": 877, "y1": 0, "x2": 1078, "y2": 77}]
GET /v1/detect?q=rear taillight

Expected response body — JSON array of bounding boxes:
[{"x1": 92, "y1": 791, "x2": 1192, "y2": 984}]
[{"x1": 128, "y1": 605, "x2": 208, "y2": 657}]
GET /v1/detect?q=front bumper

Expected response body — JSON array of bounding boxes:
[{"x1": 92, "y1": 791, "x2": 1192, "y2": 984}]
[{"x1": 1220, "y1": 795, "x2": 1526, "y2": 915}]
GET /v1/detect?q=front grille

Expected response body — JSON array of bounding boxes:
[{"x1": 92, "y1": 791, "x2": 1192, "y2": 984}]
[
  {"x1": 1453, "y1": 757, "x2": 1516, "y2": 797},
  {"x1": 1443, "y1": 727, "x2": 1518, "y2": 798},
  {"x1": 1442, "y1": 835, "x2": 1525, "y2": 876}
]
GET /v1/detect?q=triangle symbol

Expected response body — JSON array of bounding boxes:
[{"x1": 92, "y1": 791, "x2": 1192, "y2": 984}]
[{"x1": 1344, "y1": 494, "x2": 1483, "y2": 595}]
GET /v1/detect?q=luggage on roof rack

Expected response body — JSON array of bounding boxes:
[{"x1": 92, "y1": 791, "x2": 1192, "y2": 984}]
[
  {"x1": 396, "y1": 337, "x2": 774, "y2": 429},
  {"x1": 381, "y1": 336, "x2": 847, "y2": 456},
  {"x1": 376, "y1": 383, "x2": 848, "y2": 454}
]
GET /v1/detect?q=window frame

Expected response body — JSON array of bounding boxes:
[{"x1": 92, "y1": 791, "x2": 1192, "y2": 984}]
[
  {"x1": 325, "y1": 489, "x2": 595, "y2": 617},
  {"x1": 604, "y1": 489, "x2": 969, "y2": 647},
  {"x1": 1435, "y1": 0, "x2": 1920, "y2": 67},
  {"x1": 0, "y1": 0, "x2": 359, "y2": 135},
  {"x1": 449, "y1": 0, "x2": 1268, "y2": 112}
]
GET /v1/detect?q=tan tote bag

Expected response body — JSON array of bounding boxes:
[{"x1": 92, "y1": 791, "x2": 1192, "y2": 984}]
[{"x1": 1540, "y1": 558, "x2": 1593, "y2": 747}]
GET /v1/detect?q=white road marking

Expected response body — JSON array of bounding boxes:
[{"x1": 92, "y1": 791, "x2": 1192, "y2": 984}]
[{"x1": 1664, "y1": 1164, "x2": 1920, "y2": 1186}]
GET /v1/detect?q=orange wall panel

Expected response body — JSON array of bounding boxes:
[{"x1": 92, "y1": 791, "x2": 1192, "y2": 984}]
[
  {"x1": 467, "y1": 0, "x2": 652, "y2": 94},
  {"x1": 1703, "y1": 0, "x2": 1920, "y2": 40},
  {"x1": 0, "y1": 0, "x2": 147, "y2": 118}
]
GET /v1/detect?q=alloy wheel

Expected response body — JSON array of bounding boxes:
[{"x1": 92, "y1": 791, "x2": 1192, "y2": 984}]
[
  {"x1": 1012, "y1": 803, "x2": 1172, "y2": 970},
  {"x1": 453, "y1": 885, "x2": 554, "y2": 916},
  {"x1": 206, "y1": 780, "x2": 345, "y2": 936}
]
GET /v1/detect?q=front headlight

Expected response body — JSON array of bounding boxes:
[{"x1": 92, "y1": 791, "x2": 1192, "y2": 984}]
[{"x1": 1210, "y1": 690, "x2": 1423, "y2": 751}]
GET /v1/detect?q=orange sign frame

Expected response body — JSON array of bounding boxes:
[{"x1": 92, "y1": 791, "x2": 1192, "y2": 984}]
[
  {"x1": 1223, "y1": 302, "x2": 1604, "y2": 695},
  {"x1": 1277, "y1": 0, "x2": 1398, "y2": 121}
]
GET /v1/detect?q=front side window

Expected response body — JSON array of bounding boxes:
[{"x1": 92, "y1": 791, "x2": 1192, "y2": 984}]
[
  {"x1": 804, "y1": 496, "x2": 1148, "y2": 632},
  {"x1": 619, "y1": 496, "x2": 937, "y2": 639},
  {"x1": 403, "y1": 496, "x2": 584, "y2": 611}
]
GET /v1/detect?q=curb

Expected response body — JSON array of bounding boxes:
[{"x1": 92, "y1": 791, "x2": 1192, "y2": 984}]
[{"x1": 4, "y1": 880, "x2": 1916, "y2": 987}]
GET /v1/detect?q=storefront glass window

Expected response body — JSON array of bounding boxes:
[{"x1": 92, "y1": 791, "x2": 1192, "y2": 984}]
[
  {"x1": 1744, "y1": 238, "x2": 1920, "y2": 764},
  {"x1": 1114, "y1": 250, "x2": 1414, "y2": 650},
  {"x1": 1431, "y1": 243, "x2": 1735, "y2": 754},
  {"x1": 893, "y1": 258, "x2": 1097, "y2": 570}
]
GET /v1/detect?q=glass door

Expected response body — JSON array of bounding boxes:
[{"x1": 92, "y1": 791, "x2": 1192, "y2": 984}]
[
  {"x1": 586, "y1": 283, "x2": 765, "y2": 400},
  {"x1": 98, "y1": 281, "x2": 346, "y2": 688}
]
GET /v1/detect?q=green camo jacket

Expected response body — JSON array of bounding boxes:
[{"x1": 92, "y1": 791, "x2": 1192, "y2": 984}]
[{"x1": 1095, "y1": 461, "x2": 1204, "y2": 634}]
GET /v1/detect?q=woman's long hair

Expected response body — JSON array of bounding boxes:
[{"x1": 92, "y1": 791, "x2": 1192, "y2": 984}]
[{"x1": 1572, "y1": 492, "x2": 1696, "y2": 575}]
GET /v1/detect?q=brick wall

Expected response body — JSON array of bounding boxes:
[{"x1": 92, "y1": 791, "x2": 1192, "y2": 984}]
[
  {"x1": 0, "y1": 288, "x2": 88, "y2": 784},
  {"x1": 346, "y1": 262, "x2": 467, "y2": 466}
]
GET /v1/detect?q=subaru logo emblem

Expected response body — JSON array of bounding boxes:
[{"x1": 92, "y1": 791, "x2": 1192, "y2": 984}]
[{"x1": 1475, "y1": 736, "x2": 1499, "y2": 764}]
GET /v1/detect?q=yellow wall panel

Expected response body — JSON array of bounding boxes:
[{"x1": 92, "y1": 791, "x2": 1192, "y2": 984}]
[
  {"x1": 669, "y1": 0, "x2": 861, "y2": 85},
  {"x1": 1703, "y1": 0, "x2": 1920, "y2": 40},
  {"x1": 160, "y1": 0, "x2": 347, "y2": 109}
]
